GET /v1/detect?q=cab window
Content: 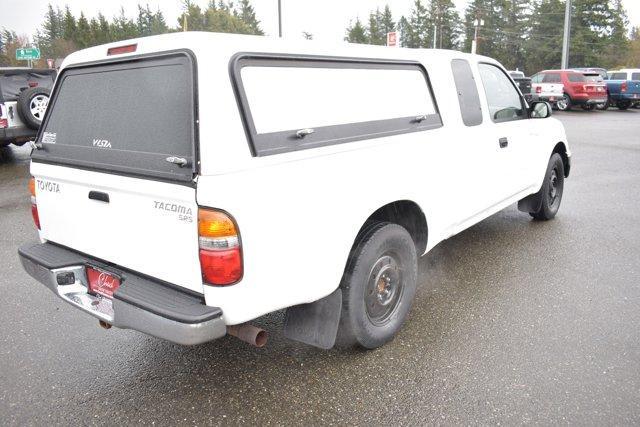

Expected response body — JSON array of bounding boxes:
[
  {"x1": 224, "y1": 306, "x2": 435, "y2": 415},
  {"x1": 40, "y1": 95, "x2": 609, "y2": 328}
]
[{"x1": 478, "y1": 63, "x2": 525, "y2": 123}]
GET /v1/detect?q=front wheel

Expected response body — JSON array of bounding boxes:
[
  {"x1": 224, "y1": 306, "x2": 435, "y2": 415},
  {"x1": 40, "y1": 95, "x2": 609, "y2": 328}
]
[
  {"x1": 617, "y1": 101, "x2": 631, "y2": 110},
  {"x1": 530, "y1": 153, "x2": 565, "y2": 221},
  {"x1": 338, "y1": 222, "x2": 417, "y2": 349},
  {"x1": 556, "y1": 95, "x2": 571, "y2": 111}
]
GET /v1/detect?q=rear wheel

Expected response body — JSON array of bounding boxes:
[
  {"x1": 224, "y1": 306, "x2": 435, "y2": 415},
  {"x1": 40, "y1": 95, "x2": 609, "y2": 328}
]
[
  {"x1": 617, "y1": 101, "x2": 631, "y2": 110},
  {"x1": 596, "y1": 99, "x2": 609, "y2": 110},
  {"x1": 530, "y1": 153, "x2": 565, "y2": 221},
  {"x1": 556, "y1": 94, "x2": 571, "y2": 111},
  {"x1": 338, "y1": 222, "x2": 417, "y2": 349}
]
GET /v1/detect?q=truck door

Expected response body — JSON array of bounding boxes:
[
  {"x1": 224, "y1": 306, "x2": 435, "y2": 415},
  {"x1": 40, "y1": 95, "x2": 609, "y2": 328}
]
[{"x1": 476, "y1": 63, "x2": 535, "y2": 205}]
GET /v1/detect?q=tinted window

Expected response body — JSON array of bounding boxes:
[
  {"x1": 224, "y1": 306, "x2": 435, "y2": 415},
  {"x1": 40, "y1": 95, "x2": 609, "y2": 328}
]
[
  {"x1": 233, "y1": 55, "x2": 442, "y2": 156},
  {"x1": 542, "y1": 73, "x2": 562, "y2": 83},
  {"x1": 584, "y1": 74, "x2": 602, "y2": 83},
  {"x1": 632, "y1": 73, "x2": 640, "y2": 80},
  {"x1": 33, "y1": 54, "x2": 196, "y2": 182},
  {"x1": 478, "y1": 63, "x2": 525, "y2": 123},
  {"x1": 611, "y1": 73, "x2": 627, "y2": 80},
  {"x1": 567, "y1": 73, "x2": 586, "y2": 82},
  {"x1": 451, "y1": 59, "x2": 482, "y2": 126}
]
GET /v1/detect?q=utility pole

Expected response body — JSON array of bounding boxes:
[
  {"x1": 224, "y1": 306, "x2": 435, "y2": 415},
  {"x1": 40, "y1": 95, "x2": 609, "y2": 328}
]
[
  {"x1": 278, "y1": 0, "x2": 282, "y2": 38},
  {"x1": 433, "y1": 25, "x2": 437, "y2": 49},
  {"x1": 471, "y1": 16, "x2": 484, "y2": 54},
  {"x1": 561, "y1": 0, "x2": 572, "y2": 69}
]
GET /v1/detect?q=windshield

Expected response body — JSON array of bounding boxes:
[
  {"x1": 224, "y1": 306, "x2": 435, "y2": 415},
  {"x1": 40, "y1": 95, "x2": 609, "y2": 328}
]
[
  {"x1": 33, "y1": 53, "x2": 196, "y2": 182},
  {"x1": 584, "y1": 74, "x2": 602, "y2": 83}
]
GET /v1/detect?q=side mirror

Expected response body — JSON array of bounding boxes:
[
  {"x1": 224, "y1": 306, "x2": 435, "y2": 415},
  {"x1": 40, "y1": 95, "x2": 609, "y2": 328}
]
[{"x1": 530, "y1": 101, "x2": 552, "y2": 119}]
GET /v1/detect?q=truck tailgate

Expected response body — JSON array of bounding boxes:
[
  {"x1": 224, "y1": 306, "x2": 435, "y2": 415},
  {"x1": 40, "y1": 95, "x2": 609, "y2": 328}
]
[{"x1": 32, "y1": 162, "x2": 203, "y2": 293}]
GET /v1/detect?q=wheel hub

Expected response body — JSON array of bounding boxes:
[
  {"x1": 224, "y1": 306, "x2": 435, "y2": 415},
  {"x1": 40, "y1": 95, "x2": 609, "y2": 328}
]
[
  {"x1": 30, "y1": 95, "x2": 49, "y2": 121},
  {"x1": 366, "y1": 254, "x2": 403, "y2": 325}
]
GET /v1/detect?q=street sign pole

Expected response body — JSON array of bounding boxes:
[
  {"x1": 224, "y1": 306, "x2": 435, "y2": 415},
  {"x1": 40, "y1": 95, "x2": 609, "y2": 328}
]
[{"x1": 561, "y1": 0, "x2": 572, "y2": 69}]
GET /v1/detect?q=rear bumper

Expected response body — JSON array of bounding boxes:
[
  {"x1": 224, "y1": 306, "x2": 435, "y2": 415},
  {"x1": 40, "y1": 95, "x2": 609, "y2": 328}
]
[
  {"x1": 18, "y1": 242, "x2": 226, "y2": 345},
  {"x1": 571, "y1": 94, "x2": 607, "y2": 104},
  {"x1": 615, "y1": 93, "x2": 640, "y2": 101},
  {"x1": 0, "y1": 126, "x2": 36, "y2": 143}
]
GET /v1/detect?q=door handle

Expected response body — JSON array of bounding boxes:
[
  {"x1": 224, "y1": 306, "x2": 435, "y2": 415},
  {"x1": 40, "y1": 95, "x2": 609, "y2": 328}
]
[
  {"x1": 499, "y1": 137, "x2": 509, "y2": 148},
  {"x1": 88, "y1": 191, "x2": 109, "y2": 203}
]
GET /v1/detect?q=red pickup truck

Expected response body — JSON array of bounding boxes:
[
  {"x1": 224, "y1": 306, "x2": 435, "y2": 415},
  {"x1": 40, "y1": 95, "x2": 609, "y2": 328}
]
[{"x1": 531, "y1": 69, "x2": 607, "y2": 111}]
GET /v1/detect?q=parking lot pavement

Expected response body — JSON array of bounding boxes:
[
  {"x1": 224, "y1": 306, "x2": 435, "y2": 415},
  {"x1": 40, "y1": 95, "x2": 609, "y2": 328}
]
[{"x1": 1, "y1": 109, "x2": 640, "y2": 425}]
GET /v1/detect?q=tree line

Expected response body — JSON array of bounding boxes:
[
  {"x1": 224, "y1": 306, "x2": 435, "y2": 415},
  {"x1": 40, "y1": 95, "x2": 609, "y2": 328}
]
[
  {"x1": 0, "y1": 0, "x2": 263, "y2": 67},
  {"x1": 346, "y1": 0, "x2": 639, "y2": 74},
  {"x1": 1, "y1": 0, "x2": 638, "y2": 74}
]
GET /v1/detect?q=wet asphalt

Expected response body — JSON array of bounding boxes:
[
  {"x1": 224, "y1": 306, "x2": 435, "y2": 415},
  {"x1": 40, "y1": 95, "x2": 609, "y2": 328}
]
[{"x1": 1, "y1": 109, "x2": 640, "y2": 425}]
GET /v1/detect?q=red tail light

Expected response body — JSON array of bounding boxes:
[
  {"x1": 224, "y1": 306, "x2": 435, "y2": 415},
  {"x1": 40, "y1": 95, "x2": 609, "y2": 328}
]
[
  {"x1": 29, "y1": 178, "x2": 40, "y2": 230},
  {"x1": 536, "y1": 86, "x2": 542, "y2": 94},
  {"x1": 198, "y1": 208, "x2": 243, "y2": 285},
  {"x1": 621, "y1": 82, "x2": 627, "y2": 92},
  {"x1": 0, "y1": 118, "x2": 7, "y2": 129},
  {"x1": 107, "y1": 44, "x2": 137, "y2": 56},
  {"x1": 28, "y1": 82, "x2": 38, "y2": 88}
]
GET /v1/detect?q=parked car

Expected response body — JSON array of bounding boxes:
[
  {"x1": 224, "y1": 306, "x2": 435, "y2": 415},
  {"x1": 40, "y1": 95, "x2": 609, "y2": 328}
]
[
  {"x1": 604, "y1": 69, "x2": 640, "y2": 110},
  {"x1": 531, "y1": 69, "x2": 607, "y2": 111},
  {"x1": 571, "y1": 67, "x2": 608, "y2": 80},
  {"x1": 18, "y1": 33, "x2": 571, "y2": 350},
  {"x1": 581, "y1": 72, "x2": 609, "y2": 110},
  {"x1": 508, "y1": 70, "x2": 534, "y2": 102},
  {"x1": 0, "y1": 67, "x2": 55, "y2": 146},
  {"x1": 530, "y1": 71, "x2": 564, "y2": 109}
]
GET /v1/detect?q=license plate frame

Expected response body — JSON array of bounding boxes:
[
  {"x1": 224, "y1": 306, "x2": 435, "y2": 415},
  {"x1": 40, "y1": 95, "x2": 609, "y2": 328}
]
[{"x1": 86, "y1": 266, "x2": 122, "y2": 299}]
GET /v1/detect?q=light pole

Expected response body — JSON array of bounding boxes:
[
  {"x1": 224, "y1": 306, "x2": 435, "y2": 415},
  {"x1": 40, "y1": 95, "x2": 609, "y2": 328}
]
[
  {"x1": 278, "y1": 0, "x2": 282, "y2": 38},
  {"x1": 561, "y1": 0, "x2": 572, "y2": 69}
]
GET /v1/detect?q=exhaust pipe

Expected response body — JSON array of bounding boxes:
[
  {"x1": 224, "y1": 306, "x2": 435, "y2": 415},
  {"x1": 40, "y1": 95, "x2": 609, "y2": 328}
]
[
  {"x1": 227, "y1": 324, "x2": 268, "y2": 347},
  {"x1": 99, "y1": 320, "x2": 112, "y2": 330}
]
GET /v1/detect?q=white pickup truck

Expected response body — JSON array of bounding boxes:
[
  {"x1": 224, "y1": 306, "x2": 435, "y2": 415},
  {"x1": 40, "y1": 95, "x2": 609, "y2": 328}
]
[{"x1": 19, "y1": 32, "x2": 571, "y2": 350}]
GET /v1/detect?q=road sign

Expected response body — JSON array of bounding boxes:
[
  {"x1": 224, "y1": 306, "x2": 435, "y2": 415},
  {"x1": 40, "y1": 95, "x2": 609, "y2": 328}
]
[
  {"x1": 16, "y1": 48, "x2": 41, "y2": 61},
  {"x1": 387, "y1": 32, "x2": 398, "y2": 47}
]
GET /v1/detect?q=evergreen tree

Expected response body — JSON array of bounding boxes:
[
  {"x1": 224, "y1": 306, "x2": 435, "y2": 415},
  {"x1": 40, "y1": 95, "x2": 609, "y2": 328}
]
[
  {"x1": 345, "y1": 18, "x2": 368, "y2": 44},
  {"x1": 75, "y1": 12, "x2": 92, "y2": 48},
  {"x1": 238, "y1": 0, "x2": 264, "y2": 35},
  {"x1": 150, "y1": 9, "x2": 169, "y2": 35},
  {"x1": 524, "y1": 0, "x2": 564, "y2": 73},
  {"x1": 178, "y1": 0, "x2": 206, "y2": 31},
  {"x1": 425, "y1": 0, "x2": 462, "y2": 49},
  {"x1": 112, "y1": 7, "x2": 138, "y2": 40},
  {"x1": 62, "y1": 6, "x2": 77, "y2": 43},
  {"x1": 368, "y1": 9, "x2": 385, "y2": 45},
  {"x1": 403, "y1": 0, "x2": 430, "y2": 48}
]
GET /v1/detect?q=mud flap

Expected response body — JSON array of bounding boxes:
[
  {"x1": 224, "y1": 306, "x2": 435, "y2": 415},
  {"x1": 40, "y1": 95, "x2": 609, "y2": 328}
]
[
  {"x1": 283, "y1": 288, "x2": 342, "y2": 349},
  {"x1": 518, "y1": 190, "x2": 543, "y2": 213}
]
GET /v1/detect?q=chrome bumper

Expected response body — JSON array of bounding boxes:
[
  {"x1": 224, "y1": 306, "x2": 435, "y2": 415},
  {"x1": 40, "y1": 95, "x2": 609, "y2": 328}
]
[{"x1": 18, "y1": 242, "x2": 226, "y2": 345}]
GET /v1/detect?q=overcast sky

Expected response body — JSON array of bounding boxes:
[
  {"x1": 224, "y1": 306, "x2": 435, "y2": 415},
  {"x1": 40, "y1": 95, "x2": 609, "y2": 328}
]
[{"x1": 2, "y1": 0, "x2": 640, "y2": 43}]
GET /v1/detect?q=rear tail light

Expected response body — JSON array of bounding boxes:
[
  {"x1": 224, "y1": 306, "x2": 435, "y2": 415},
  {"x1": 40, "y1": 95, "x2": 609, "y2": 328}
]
[
  {"x1": 536, "y1": 86, "x2": 542, "y2": 94},
  {"x1": 29, "y1": 177, "x2": 40, "y2": 230},
  {"x1": 198, "y1": 208, "x2": 242, "y2": 285},
  {"x1": 28, "y1": 82, "x2": 38, "y2": 88},
  {"x1": 0, "y1": 119, "x2": 7, "y2": 129},
  {"x1": 621, "y1": 82, "x2": 627, "y2": 92}
]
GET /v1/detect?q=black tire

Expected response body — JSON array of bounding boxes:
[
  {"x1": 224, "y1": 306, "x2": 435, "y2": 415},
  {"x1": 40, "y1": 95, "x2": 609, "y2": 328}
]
[
  {"x1": 556, "y1": 94, "x2": 571, "y2": 111},
  {"x1": 596, "y1": 98, "x2": 610, "y2": 110},
  {"x1": 338, "y1": 222, "x2": 418, "y2": 349},
  {"x1": 530, "y1": 153, "x2": 565, "y2": 221},
  {"x1": 617, "y1": 101, "x2": 631, "y2": 110},
  {"x1": 581, "y1": 104, "x2": 596, "y2": 111},
  {"x1": 17, "y1": 87, "x2": 50, "y2": 130}
]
